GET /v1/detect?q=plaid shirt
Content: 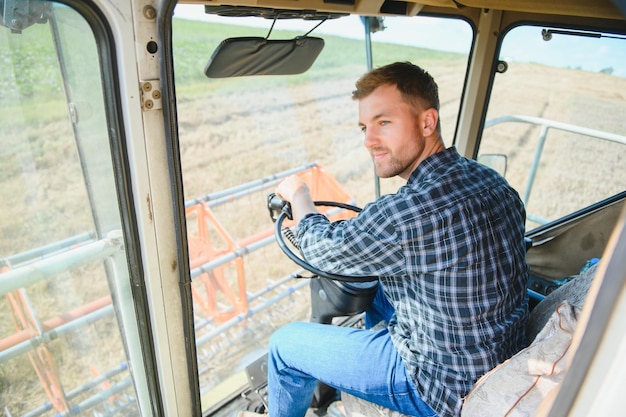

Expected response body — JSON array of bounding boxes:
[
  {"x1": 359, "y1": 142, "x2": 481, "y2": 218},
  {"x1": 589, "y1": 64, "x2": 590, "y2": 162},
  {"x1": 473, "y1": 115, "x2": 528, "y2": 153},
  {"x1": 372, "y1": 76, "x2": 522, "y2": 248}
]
[{"x1": 297, "y1": 147, "x2": 529, "y2": 417}]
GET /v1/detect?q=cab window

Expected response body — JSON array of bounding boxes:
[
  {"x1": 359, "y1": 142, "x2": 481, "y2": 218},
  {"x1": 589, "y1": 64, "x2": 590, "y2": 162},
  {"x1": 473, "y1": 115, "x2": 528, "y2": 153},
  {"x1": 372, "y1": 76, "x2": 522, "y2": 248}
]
[
  {"x1": 478, "y1": 24, "x2": 626, "y2": 228},
  {"x1": 0, "y1": 2, "x2": 145, "y2": 415}
]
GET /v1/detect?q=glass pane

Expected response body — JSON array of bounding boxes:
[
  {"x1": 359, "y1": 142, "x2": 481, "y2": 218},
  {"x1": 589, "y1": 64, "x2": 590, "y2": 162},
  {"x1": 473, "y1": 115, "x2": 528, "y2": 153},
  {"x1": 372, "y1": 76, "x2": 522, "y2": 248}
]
[
  {"x1": 479, "y1": 25, "x2": 626, "y2": 228},
  {"x1": 172, "y1": 6, "x2": 472, "y2": 410},
  {"x1": 0, "y1": 3, "x2": 142, "y2": 416}
]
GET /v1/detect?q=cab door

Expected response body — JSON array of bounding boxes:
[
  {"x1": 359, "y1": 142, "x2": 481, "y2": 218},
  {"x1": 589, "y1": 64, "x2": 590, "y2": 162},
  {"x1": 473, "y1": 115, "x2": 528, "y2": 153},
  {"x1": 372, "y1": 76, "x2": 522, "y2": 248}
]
[{"x1": 0, "y1": 1, "x2": 198, "y2": 416}]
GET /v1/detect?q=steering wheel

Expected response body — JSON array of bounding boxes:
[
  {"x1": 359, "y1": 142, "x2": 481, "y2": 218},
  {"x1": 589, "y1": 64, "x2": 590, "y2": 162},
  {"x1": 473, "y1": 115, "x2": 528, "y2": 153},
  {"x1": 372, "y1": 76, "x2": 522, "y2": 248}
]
[{"x1": 267, "y1": 193, "x2": 378, "y2": 282}]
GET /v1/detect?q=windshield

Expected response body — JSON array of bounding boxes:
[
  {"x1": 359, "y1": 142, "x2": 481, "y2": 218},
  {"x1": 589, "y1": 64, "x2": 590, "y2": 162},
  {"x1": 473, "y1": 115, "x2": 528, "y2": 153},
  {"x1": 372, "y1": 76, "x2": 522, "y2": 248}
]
[{"x1": 172, "y1": 7, "x2": 472, "y2": 411}]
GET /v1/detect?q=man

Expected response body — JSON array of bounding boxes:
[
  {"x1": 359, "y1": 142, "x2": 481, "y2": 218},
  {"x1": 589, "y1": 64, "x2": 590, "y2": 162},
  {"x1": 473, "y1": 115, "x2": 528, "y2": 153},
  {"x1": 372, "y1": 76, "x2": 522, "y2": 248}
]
[{"x1": 242, "y1": 61, "x2": 529, "y2": 417}]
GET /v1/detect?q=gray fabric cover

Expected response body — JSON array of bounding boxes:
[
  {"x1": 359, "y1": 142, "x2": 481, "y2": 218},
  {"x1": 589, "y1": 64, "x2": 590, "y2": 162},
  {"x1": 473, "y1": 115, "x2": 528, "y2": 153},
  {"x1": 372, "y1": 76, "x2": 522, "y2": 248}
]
[{"x1": 526, "y1": 263, "x2": 597, "y2": 343}]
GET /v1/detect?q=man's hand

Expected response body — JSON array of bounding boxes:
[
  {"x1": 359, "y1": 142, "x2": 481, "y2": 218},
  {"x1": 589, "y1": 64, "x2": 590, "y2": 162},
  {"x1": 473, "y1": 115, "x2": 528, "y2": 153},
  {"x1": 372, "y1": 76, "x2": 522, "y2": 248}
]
[
  {"x1": 275, "y1": 176, "x2": 317, "y2": 224},
  {"x1": 275, "y1": 176, "x2": 309, "y2": 202}
]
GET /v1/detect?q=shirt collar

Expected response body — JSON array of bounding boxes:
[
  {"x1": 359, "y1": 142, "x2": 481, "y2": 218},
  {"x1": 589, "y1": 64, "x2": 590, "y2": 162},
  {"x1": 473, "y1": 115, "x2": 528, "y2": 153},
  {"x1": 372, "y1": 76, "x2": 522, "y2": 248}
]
[{"x1": 407, "y1": 146, "x2": 461, "y2": 184}]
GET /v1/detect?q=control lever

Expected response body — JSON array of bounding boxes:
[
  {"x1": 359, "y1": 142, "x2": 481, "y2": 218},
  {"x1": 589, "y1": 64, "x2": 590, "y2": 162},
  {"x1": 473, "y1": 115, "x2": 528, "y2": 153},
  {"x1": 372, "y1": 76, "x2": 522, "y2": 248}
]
[
  {"x1": 267, "y1": 193, "x2": 292, "y2": 222},
  {"x1": 267, "y1": 193, "x2": 299, "y2": 249}
]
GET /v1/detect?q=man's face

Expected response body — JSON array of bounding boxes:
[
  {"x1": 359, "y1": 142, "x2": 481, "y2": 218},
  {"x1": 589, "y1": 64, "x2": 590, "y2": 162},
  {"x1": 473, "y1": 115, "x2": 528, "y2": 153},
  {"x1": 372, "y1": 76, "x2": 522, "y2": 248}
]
[{"x1": 358, "y1": 84, "x2": 425, "y2": 180}]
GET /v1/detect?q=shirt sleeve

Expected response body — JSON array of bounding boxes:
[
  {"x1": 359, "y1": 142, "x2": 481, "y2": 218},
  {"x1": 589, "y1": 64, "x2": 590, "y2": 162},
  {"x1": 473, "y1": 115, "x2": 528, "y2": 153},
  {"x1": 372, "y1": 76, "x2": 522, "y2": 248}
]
[{"x1": 296, "y1": 201, "x2": 406, "y2": 277}]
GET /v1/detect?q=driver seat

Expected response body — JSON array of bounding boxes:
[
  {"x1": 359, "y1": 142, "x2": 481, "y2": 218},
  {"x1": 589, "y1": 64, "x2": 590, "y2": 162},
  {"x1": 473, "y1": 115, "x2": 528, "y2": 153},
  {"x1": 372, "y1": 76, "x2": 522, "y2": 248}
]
[
  {"x1": 339, "y1": 262, "x2": 598, "y2": 417},
  {"x1": 340, "y1": 393, "x2": 411, "y2": 417}
]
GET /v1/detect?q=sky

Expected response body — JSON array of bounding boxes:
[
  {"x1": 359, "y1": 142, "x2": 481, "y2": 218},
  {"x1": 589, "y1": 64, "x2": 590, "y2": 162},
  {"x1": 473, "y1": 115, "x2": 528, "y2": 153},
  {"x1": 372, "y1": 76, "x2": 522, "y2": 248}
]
[
  {"x1": 174, "y1": 4, "x2": 626, "y2": 77},
  {"x1": 173, "y1": 4, "x2": 472, "y2": 53}
]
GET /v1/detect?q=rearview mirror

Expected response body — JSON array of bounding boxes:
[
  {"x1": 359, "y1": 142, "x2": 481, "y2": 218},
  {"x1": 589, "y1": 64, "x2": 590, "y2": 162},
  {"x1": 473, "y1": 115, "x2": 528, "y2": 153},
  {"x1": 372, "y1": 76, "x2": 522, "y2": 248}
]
[{"x1": 204, "y1": 36, "x2": 324, "y2": 78}]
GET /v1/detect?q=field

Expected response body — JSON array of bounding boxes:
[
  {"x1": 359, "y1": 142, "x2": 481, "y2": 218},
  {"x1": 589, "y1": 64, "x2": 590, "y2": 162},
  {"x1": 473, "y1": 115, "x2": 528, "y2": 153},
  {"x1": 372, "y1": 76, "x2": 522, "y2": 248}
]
[{"x1": 1, "y1": 14, "x2": 626, "y2": 417}]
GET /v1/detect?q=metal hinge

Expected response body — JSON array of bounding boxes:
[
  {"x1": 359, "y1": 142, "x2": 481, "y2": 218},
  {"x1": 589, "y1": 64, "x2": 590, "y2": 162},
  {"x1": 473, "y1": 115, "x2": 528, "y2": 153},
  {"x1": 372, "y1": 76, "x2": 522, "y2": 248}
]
[{"x1": 1, "y1": 0, "x2": 49, "y2": 33}]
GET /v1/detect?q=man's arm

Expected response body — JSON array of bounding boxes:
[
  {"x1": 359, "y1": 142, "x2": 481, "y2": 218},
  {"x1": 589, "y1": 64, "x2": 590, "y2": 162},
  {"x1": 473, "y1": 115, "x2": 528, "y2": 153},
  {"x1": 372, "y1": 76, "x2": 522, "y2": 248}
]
[{"x1": 275, "y1": 176, "x2": 317, "y2": 225}]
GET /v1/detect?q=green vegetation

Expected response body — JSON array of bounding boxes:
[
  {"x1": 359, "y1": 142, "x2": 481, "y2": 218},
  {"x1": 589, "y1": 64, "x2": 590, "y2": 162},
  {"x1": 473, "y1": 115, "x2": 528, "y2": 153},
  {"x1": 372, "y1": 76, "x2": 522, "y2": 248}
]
[
  {"x1": 172, "y1": 18, "x2": 464, "y2": 95},
  {"x1": 0, "y1": 16, "x2": 466, "y2": 123},
  {"x1": 0, "y1": 22, "x2": 64, "y2": 101}
]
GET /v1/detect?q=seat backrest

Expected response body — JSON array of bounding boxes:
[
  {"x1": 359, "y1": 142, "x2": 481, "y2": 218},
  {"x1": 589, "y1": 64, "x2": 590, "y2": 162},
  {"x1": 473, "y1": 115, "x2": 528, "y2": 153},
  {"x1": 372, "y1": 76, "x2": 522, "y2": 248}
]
[
  {"x1": 526, "y1": 262, "x2": 598, "y2": 344},
  {"x1": 460, "y1": 262, "x2": 599, "y2": 417}
]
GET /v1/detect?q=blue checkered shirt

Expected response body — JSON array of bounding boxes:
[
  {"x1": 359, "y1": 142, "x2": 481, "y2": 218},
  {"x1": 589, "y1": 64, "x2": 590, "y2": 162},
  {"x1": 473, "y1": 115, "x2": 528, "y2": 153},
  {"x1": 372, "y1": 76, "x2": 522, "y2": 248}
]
[{"x1": 296, "y1": 147, "x2": 529, "y2": 417}]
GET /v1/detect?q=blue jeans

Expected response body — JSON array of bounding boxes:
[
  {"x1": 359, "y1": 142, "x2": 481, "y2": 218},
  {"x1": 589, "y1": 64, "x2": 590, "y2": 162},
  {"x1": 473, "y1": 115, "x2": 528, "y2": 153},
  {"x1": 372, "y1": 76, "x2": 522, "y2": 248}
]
[{"x1": 267, "y1": 286, "x2": 437, "y2": 417}]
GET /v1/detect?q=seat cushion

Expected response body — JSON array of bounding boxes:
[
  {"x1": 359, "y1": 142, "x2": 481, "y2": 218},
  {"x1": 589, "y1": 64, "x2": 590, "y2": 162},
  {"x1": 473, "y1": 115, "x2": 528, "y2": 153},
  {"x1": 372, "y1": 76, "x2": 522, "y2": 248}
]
[{"x1": 341, "y1": 393, "x2": 412, "y2": 417}]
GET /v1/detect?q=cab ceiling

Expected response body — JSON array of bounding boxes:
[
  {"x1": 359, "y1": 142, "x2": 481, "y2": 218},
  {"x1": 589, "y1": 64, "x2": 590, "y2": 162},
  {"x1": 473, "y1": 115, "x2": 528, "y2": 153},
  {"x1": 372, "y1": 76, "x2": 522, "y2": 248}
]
[{"x1": 182, "y1": 0, "x2": 625, "y2": 21}]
